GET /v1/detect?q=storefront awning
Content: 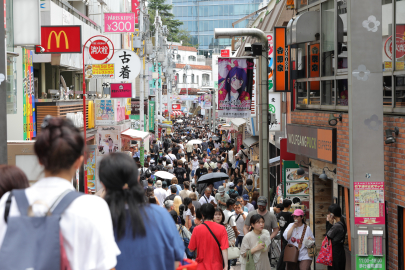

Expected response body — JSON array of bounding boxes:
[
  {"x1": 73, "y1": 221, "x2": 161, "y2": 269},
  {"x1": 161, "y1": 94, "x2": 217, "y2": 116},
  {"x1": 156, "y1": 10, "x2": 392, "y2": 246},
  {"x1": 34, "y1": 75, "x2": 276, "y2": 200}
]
[
  {"x1": 269, "y1": 156, "x2": 280, "y2": 167},
  {"x1": 231, "y1": 118, "x2": 246, "y2": 129},
  {"x1": 121, "y1": 129, "x2": 150, "y2": 141},
  {"x1": 243, "y1": 136, "x2": 259, "y2": 148}
]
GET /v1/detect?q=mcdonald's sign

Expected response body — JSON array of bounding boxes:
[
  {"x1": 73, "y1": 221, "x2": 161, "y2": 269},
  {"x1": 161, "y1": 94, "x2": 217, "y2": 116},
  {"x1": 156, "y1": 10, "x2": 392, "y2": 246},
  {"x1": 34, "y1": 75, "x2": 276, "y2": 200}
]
[{"x1": 36, "y1": 26, "x2": 82, "y2": 54}]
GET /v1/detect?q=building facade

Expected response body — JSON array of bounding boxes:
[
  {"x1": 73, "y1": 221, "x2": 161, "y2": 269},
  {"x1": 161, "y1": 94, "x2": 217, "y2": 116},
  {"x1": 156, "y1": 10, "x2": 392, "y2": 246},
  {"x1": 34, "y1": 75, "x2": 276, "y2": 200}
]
[{"x1": 171, "y1": 0, "x2": 263, "y2": 56}]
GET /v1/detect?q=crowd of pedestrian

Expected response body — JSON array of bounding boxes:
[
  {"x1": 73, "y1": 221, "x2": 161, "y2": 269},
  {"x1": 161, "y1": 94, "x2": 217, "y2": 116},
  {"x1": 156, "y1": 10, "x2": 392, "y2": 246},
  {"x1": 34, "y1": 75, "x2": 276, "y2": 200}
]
[{"x1": 0, "y1": 115, "x2": 347, "y2": 270}]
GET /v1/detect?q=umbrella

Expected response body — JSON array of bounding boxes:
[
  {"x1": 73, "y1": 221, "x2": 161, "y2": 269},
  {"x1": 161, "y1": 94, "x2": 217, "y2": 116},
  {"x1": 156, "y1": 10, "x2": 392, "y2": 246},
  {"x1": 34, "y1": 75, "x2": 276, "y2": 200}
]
[
  {"x1": 211, "y1": 136, "x2": 220, "y2": 141},
  {"x1": 197, "y1": 126, "x2": 204, "y2": 129},
  {"x1": 185, "y1": 127, "x2": 192, "y2": 130},
  {"x1": 154, "y1": 171, "x2": 175, "y2": 180},
  {"x1": 197, "y1": 172, "x2": 229, "y2": 184},
  {"x1": 176, "y1": 120, "x2": 184, "y2": 123},
  {"x1": 187, "y1": 139, "x2": 202, "y2": 145}
]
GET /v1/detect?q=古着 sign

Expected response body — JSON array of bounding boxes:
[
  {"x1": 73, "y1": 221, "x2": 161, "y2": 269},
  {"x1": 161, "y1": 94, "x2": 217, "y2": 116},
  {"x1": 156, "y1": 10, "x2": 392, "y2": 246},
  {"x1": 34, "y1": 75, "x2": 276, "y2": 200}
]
[
  {"x1": 287, "y1": 124, "x2": 337, "y2": 164},
  {"x1": 111, "y1": 50, "x2": 141, "y2": 81}
]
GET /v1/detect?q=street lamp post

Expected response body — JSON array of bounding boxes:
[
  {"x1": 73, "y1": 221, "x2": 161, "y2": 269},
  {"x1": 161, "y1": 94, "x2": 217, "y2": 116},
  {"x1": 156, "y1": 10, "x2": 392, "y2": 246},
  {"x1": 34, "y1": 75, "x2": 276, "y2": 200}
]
[{"x1": 215, "y1": 28, "x2": 269, "y2": 198}]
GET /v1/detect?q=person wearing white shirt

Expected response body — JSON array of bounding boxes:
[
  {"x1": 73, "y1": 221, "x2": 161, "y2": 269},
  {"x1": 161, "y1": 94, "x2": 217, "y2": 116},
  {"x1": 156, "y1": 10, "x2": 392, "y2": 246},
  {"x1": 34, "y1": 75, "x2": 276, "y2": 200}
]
[
  {"x1": 0, "y1": 117, "x2": 120, "y2": 270},
  {"x1": 198, "y1": 188, "x2": 217, "y2": 207},
  {"x1": 167, "y1": 149, "x2": 177, "y2": 162},
  {"x1": 242, "y1": 194, "x2": 255, "y2": 212},
  {"x1": 223, "y1": 199, "x2": 239, "y2": 238},
  {"x1": 233, "y1": 202, "x2": 248, "y2": 246},
  {"x1": 191, "y1": 157, "x2": 199, "y2": 177},
  {"x1": 154, "y1": 180, "x2": 167, "y2": 207}
]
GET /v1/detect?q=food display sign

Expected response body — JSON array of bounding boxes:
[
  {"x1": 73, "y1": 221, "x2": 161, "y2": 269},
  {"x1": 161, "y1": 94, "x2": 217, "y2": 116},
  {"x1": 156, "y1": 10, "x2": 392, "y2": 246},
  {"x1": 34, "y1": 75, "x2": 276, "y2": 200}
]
[
  {"x1": 85, "y1": 64, "x2": 114, "y2": 79},
  {"x1": 286, "y1": 182, "x2": 309, "y2": 196},
  {"x1": 354, "y1": 182, "x2": 385, "y2": 225},
  {"x1": 283, "y1": 160, "x2": 309, "y2": 197}
]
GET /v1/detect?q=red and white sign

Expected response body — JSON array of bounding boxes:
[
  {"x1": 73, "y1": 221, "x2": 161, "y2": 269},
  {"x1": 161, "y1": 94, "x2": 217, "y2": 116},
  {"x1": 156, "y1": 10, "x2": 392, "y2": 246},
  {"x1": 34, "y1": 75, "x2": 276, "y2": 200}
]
[
  {"x1": 89, "y1": 40, "x2": 110, "y2": 61},
  {"x1": 110, "y1": 83, "x2": 132, "y2": 98},
  {"x1": 267, "y1": 33, "x2": 274, "y2": 57},
  {"x1": 104, "y1": 13, "x2": 135, "y2": 33},
  {"x1": 36, "y1": 26, "x2": 82, "y2": 54},
  {"x1": 384, "y1": 25, "x2": 405, "y2": 60},
  {"x1": 172, "y1": 104, "x2": 181, "y2": 111},
  {"x1": 131, "y1": 0, "x2": 139, "y2": 24},
  {"x1": 221, "y1": 49, "x2": 230, "y2": 57}
]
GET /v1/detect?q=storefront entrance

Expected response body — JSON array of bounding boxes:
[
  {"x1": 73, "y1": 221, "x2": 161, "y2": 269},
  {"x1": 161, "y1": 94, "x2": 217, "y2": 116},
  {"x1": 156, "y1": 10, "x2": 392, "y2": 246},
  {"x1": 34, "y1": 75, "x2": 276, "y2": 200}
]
[{"x1": 312, "y1": 174, "x2": 333, "y2": 270}]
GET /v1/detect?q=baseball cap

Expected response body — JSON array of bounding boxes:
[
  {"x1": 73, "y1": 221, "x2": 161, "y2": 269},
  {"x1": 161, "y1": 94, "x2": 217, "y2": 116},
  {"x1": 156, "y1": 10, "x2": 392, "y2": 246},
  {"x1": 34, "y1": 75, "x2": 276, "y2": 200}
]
[
  {"x1": 156, "y1": 180, "x2": 162, "y2": 187},
  {"x1": 228, "y1": 182, "x2": 235, "y2": 188},
  {"x1": 257, "y1": 196, "x2": 268, "y2": 206},
  {"x1": 218, "y1": 186, "x2": 225, "y2": 193},
  {"x1": 292, "y1": 209, "x2": 305, "y2": 217},
  {"x1": 242, "y1": 194, "x2": 249, "y2": 201}
]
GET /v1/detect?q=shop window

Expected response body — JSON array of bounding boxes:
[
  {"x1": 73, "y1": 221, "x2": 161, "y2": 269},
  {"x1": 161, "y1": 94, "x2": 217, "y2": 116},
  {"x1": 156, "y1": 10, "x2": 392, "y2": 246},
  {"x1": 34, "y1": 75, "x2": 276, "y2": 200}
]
[
  {"x1": 291, "y1": 43, "x2": 307, "y2": 80},
  {"x1": 297, "y1": 0, "x2": 307, "y2": 10},
  {"x1": 321, "y1": 80, "x2": 335, "y2": 105},
  {"x1": 188, "y1": 56, "x2": 196, "y2": 62},
  {"x1": 395, "y1": 0, "x2": 405, "y2": 71},
  {"x1": 309, "y1": 82, "x2": 320, "y2": 104},
  {"x1": 395, "y1": 75, "x2": 405, "y2": 107},
  {"x1": 296, "y1": 81, "x2": 308, "y2": 105},
  {"x1": 321, "y1": 0, "x2": 335, "y2": 76},
  {"x1": 383, "y1": 76, "x2": 393, "y2": 107},
  {"x1": 337, "y1": 79, "x2": 348, "y2": 106}
]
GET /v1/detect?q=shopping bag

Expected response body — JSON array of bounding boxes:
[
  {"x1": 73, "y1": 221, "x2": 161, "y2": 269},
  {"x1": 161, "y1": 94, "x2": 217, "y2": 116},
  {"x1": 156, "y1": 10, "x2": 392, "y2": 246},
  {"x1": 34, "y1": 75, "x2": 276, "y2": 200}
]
[{"x1": 316, "y1": 236, "x2": 333, "y2": 266}]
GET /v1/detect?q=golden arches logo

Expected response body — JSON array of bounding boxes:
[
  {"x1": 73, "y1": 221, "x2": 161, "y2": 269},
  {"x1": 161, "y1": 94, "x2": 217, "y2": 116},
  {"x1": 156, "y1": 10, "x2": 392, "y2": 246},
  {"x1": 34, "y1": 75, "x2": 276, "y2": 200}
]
[{"x1": 47, "y1": 31, "x2": 69, "y2": 49}]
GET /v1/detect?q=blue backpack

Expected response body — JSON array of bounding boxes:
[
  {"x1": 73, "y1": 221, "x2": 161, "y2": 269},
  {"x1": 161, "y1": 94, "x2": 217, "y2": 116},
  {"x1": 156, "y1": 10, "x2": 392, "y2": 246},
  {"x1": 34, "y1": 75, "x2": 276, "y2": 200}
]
[{"x1": 0, "y1": 189, "x2": 83, "y2": 270}]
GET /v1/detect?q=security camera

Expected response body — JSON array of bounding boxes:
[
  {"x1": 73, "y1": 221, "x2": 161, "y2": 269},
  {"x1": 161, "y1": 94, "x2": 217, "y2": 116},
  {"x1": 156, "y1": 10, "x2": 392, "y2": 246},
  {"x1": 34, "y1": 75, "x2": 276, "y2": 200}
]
[{"x1": 385, "y1": 127, "x2": 399, "y2": 144}]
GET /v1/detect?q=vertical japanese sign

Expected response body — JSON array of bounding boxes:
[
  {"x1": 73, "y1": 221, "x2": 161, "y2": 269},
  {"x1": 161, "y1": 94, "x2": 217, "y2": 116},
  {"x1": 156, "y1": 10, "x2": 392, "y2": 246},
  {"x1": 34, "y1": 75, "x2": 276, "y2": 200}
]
[
  {"x1": 309, "y1": 44, "x2": 320, "y2": 90},
  {"x1": 149, "y1": 101, "x2": 155, "y2": 131},
  {"x1": 111, "y1": 49, "x2": 141, "y2": 81},
  {"x1": 354, "y1": 182, "x2": 385, "y2": 225},
  {"x1": 218, "y1": 58, "x2": 254, "y2": 118},
  {"x1": 23, "y1": 48, "x2": 35, "y2": 140},
  {"x1": 266, "y1": 32, "x2": 274, "y2": 91},
  {"x1": 269, "y1": 93, "x2": 281, "y2": 131},
  {"x1": 86, "y1": 145, "x2": 97, "y2": 192},
  {"x1": 237, "y1": 133, "x2": 243, "y2": 152},
  {"x1": 131, "y1": 0, "x2": 139, "y2": 24},
  {"x1": 273, "y1": 27, "x2": 289, "y2": 92}
]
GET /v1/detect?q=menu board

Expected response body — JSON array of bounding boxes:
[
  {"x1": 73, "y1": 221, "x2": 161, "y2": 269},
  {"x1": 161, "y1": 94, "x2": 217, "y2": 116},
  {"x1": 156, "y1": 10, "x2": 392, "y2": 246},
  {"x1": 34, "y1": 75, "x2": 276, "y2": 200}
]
[
  {"x1": 286, "y1": 182, "x2": 310, "y2": 196},
  {"x1": 354, "y1": 182, "x2": 385, "y2": 225}
]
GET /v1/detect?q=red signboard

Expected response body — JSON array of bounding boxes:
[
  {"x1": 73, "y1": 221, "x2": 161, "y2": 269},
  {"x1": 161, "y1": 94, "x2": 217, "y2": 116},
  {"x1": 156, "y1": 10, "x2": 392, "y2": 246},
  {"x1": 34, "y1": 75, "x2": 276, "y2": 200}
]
[
  {"x1": 89, "y1": 40, "x2": 109, "y2": 60},
  {"x1": 221, "y1": 49, "x2": 230, "y2": 57},
  {"x1": 131, "y1": 0, "x2": 139, "y2": 24},
  {"x1": 110, "y1": 83, "x2": 132, "y2": 98},
  {"x1": 172, "y1": 104, "x2": 181, "y2": 111},
  {"x1": 273, "y1": 27, "x2": 289, "y2": 92},
  {"x1": 237, "y1": 133, "x2": 243, "y2": 152},
  {"x1": 36, "y1": 26, "x2": 82, "y2": 54},
  {"x1": 384, "y1": 24, "x2": 405, "y2": 60}
]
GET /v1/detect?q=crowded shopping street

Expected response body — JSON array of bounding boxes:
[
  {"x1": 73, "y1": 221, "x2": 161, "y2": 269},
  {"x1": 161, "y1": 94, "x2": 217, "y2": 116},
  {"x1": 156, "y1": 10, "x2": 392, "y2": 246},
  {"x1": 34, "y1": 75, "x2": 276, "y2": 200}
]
[{"x1": 0, "y1": 0, "x2": 399, "y2": 269}]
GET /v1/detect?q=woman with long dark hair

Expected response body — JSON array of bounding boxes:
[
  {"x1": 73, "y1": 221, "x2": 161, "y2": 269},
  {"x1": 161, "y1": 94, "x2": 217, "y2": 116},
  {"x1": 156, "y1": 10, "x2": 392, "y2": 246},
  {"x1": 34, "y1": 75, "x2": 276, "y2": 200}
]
[
  {"x1": 0, "y1": 165, "x2": 29, "y2": 199},
  {"x1": 214, "y1": 208, "x2": 236, "y2": 270},
  {"x1": 326, "y1": 204, "x2": 347, "y2": 270},
  {"x1": 0, "y1": 117, "x2": 120, "y2": 269},
  {"x1": 99, "y1": 153, "x2": 184, "y2": 270}
]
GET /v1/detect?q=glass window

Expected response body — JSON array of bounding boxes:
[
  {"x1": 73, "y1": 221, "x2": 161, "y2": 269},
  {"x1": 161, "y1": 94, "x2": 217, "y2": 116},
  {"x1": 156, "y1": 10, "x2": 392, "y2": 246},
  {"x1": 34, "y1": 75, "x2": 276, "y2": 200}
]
[
  {"x1": 309, "y1": 81, "x2": 320, "y2": 104},
  {"x1": 214, "y1": 20, "x2": 219, "y2": 30},
  {"x1": 205, "y1": 36, "x2": 209, "y2": 46},
  {"x1": 213, "y1": 6, "x2": 219, "y2": 16},
  {"x1": 176, "y1": 73, "x2": 179, "y2": 83},
  {"x1": 337, "y1": 79, "x2": 348, "y2": 106},
  {"x1": 183, "y1": 7, "x2": 187, "y2": 16},
  {"x1": 204, "y1": 6, "x2": 208, "y2": 17},
  {"x1": 291, "y1": 43, "x2": 307, "y2": 79},
  {"x1": 219, "y1": 20, "x2": 223, "y2": 28},
  {"x1": 218, "y1": 5, "x2": 223, "y2": 16},
  {"x1": 321, "y1": 0, "x2": 335, "y2": 76},
  {"x1": 383, "y1": 76, "x2": 392, "y2": 107},
  {"x1": 308, "y1": 44, "x2": 320, "y2": 78},
  {"x1": 224, "y1": 5, "x2": 229, "y2": 15},
  {"x1": 204, "y1": 21, "x2": 209, "y2": 31},
  {"x1": 297, "y1": 82, "x2": 308, "y2": 105},
  {"x1": 209, "y1": 5, "x2": 213, "y2": 16},
  {"x1": 6, "y1": 55, "x2": 17, "y2": 114},
  {"x1": 229, "y1": 5, "x2": 234, "y2": 15},
  {"x1": 199, "y1": 21, "x2": 203, "y2": 31},
  {"x1": 191, "y1": 74, "x2": 195, "y2": 83},
  {"x1": 197, "y1": 75, "x2": 199, "y2": 85},
  {"x1": 199, "y1": 7, "x2": 204, "y2": 16},
  {"x1": 183, "y1": 73, "x2": 187, "y2": 83},
  {"x1": 297, "y1": 0, "x2": 308, "y2": 10},
  {"x1": 395, "y1": 0, "x2": 405, "y2": 71},
  {"x1": 395, "y1": 75, "x2": 405, "y2": 107},
  {"x1": 321, "y1": 80, "x2": 335, "y2": 105},
  {"x1": 209, "y1": 21, "x2": 214, "y2": 31}
]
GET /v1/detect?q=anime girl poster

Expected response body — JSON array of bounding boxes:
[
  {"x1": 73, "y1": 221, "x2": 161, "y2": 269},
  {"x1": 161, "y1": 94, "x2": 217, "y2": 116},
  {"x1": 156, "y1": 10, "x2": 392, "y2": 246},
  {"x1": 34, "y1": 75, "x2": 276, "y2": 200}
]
[{"x1": 218, "y1": 58, "x2": 254, "y2": 118}]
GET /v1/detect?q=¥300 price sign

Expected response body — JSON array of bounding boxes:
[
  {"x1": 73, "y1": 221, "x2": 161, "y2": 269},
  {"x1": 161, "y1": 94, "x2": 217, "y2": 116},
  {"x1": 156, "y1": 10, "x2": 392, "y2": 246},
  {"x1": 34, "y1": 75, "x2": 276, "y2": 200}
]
[{"x1": 104, "y1": 13, "x2": 135, "y2": 33}]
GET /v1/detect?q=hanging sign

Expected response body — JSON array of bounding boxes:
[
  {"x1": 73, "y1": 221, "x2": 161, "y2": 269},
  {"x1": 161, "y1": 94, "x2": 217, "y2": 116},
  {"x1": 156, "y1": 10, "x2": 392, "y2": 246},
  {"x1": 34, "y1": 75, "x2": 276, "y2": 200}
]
[
  {"x1": 273, "y1": 27, "x2": 289, "y2": 92},
  {"x1": 85, "y1": 64, "x2": 114, "y2": 79},
  {"x1": 36, "y1": 25, "x2": 82, "y2": 54},
  {"x1": 89, "y1": 40, "x2": 110, "y2": 60},
  {"x1": 172, "y1": 104, "x2": 181, "y2": 111},
  {"x1": 110, "y1": 83, "x2": 132, "y2": 98},
  {"x1": 269, "y1": 92, "x2": 281, "y2": 131},
  {"x1": 111, "y1": 49, "x2": 141, "y2": 80},
  {"x1": 221, "y1": 49, "x2": 230, "y2": 57},
  {"x1": 131, "y1": 0, "x2": 140, "y2": 23},
  {"x1": 104, "y1": 13, "x2": 135, "y2": 33}
]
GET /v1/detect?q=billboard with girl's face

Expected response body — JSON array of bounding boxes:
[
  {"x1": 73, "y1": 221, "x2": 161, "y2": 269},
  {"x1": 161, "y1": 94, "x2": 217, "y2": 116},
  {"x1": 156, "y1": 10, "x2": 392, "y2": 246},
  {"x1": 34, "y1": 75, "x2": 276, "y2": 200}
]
[{"x1": 218, "y1": 58, "x2": 254, "y2": 118}]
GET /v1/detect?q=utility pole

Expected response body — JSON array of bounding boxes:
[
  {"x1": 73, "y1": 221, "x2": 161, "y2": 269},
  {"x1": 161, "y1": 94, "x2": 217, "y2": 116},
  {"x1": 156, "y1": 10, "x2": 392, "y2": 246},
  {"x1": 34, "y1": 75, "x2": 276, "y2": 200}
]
[
  {"x1": 212, "y1": 90, "x2": 216, "y2": 132},
  {"x1": 154, "y1": 10, "x2": 159, "y2": 139},
  {"x1": 139, "y1": 0, "x2": 144, "y2": 132},
  {"x1": 0, "y1": 1, "x2": 6, "y2": 164}
]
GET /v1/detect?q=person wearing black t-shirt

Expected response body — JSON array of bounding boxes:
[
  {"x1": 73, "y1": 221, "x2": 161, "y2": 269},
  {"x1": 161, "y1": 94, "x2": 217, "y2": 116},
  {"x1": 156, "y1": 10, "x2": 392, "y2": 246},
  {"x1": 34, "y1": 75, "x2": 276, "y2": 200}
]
[
  {"x1": 277, "y1": 199, "x2": 294, "y2": 270},
  {"x1": 173, "y1": 160, "x2": 187, "y2": 188},
  {"x1": 194, "y1": 161, "x2": 208, "y2": 182}
]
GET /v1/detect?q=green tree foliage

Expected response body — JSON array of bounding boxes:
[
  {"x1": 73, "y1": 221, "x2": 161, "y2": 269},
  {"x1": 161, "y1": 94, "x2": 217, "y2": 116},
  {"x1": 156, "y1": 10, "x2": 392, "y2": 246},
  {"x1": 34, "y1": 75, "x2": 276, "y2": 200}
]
[{"x1": 148, "y1": 0, "x2": 183, "y2": 42}]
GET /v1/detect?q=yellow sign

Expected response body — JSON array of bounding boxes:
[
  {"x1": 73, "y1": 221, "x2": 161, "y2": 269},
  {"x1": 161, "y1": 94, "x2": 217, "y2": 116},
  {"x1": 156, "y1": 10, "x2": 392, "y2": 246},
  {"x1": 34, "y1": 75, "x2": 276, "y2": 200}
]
[
  {"x1": 396, "y1": 61, "x2": 404, "y2": 70},
  {"x1": 48, "y1": 31, "x2": 69, "y2": 49},
  {"x1": 85, "y1": 64, "x2": 115, "y2": 79},
  {"x1": 384, "y1": 61, "x2": 392, "y2": 70},
  {"x1": 163, "y1": 121, "x2": 173, "y2": 134}
]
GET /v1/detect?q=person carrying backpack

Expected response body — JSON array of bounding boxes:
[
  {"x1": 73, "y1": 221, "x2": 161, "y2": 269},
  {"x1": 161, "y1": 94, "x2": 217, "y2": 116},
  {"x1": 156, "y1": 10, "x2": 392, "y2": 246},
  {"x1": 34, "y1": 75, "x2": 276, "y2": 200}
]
[
  {"x1": 0, "y1": 116, "x2": 120, "y2": 270},
  {"x1": 173, "y1": 160, "x2": 187, "y2": 189},
  {"x1": 242, "y1": 179, "x2": 258, "y2": 202}
]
